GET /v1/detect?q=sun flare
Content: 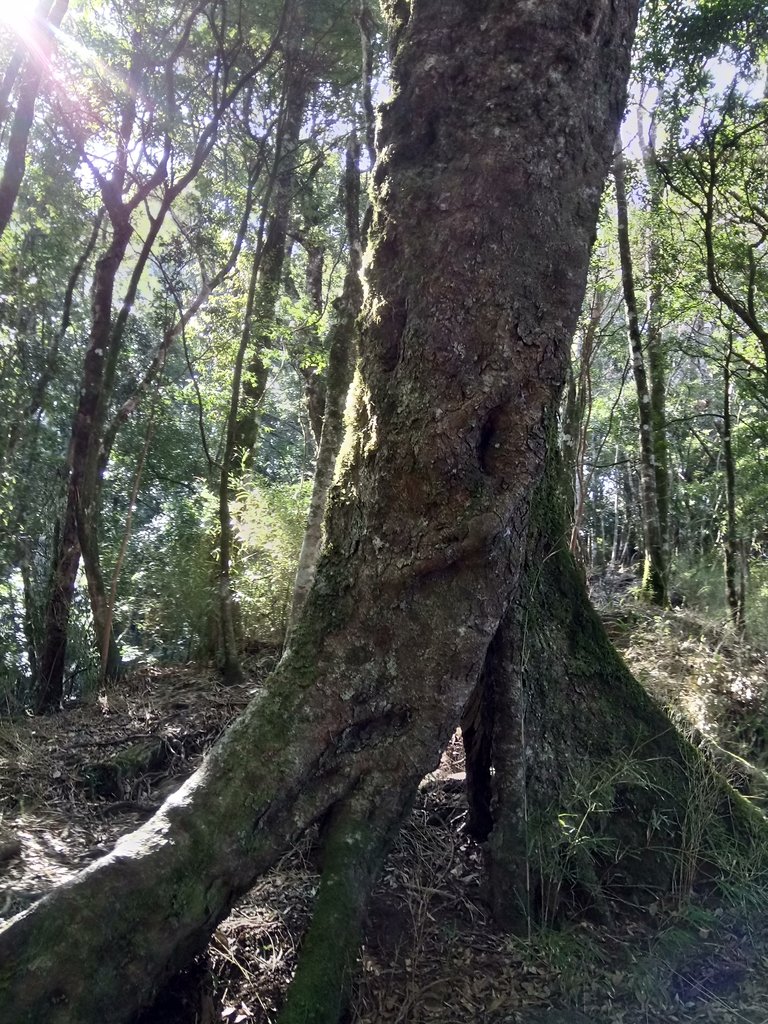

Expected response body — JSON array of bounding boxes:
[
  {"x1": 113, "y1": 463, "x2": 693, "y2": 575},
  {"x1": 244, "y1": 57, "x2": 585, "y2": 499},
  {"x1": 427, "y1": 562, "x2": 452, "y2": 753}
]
[
  {"x1": 0, "y1": 0, "x2": 36, "y2": 34},
  {"x1": 0, "y1": 0, "x2": 62, "y2": 70}
]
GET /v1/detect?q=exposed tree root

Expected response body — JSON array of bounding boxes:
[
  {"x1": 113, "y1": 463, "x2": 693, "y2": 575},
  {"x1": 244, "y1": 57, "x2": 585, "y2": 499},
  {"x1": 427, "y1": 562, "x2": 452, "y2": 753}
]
[{"x1": 277, "y1": 783, "x2": 412, "y2": 1024}]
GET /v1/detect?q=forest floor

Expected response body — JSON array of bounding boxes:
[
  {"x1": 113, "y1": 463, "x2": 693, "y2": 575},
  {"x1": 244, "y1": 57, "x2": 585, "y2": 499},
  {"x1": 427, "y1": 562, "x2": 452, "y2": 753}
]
[{"x1": 3, "y1": 571, "x2": 768, "y2": 1024}]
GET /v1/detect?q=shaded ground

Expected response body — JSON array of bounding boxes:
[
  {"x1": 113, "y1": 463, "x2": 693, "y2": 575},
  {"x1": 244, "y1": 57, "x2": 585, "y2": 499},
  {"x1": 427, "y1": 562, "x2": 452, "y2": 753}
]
[{"x1": 2, "y1": 591, "x2": 768, "y2": 1024}]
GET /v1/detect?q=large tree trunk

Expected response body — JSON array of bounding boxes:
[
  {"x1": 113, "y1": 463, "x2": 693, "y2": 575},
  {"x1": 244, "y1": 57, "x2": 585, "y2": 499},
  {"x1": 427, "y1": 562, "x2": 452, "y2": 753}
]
[{"x1": 0, "y1": 1, "x2": 643, "y2": 1019}]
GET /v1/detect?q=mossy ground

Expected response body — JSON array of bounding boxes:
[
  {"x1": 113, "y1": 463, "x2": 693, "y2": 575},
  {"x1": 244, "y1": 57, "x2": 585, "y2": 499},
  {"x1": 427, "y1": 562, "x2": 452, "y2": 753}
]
[{"x1": 2, "y1": 597, "x2": 768, "y2": 1023}]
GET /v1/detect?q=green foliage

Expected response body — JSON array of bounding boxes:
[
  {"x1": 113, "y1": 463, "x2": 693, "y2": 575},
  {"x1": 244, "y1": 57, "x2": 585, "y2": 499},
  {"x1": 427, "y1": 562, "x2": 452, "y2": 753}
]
[
  {"x1": 231, "y1": 477, "x2": 311, "y2": 644},
  {"x1": 117, "y1": 486, "x2": 215, "y2": 661},
  {"x1": 527, "y1": 754, "x2": 679, "y2": 926}
]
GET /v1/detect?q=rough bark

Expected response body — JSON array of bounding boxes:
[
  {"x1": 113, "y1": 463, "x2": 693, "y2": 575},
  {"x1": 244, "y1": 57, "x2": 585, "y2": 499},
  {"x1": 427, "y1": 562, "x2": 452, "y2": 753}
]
[
  {"x1": 0, "y1": 2, "x2": 640, "y2": 1020},
  {"x1": 614, "y1": 146, "x2": 667, "y2": 604},
  {"x1": 286, "y1": 137, "x2": 363, "y2": 635},
  {"x1": 465, "y1": 428, "x2": 762, "y2": 929},
  {"x1": 276, "y1": 779, "x2": 414, "y2": 1024}
]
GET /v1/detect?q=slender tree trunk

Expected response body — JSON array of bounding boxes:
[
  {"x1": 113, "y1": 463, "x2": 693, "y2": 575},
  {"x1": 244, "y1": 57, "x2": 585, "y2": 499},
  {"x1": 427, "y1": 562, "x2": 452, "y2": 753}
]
[
  {"x1": 619, "y1": 463, "x2": 638, "y2": 566},
  {"x1": 567, "y1": 294, "x2": 603, "y2": 558},
  {"x1": 722, "y1": 333, "x2": 744, "y2": 629},
  {"x1": 99, "y1": 409, "x2": 155, "y2": 680},
  {"x1": 217, "y1": 59, "x2": 308, "y2": 680},
  {"x1": 35, "y1": 510, "x2": 78, "y2": 710},
  {"x1": 36, "y1": 218, "x2": 133, "y2": 710},
  {"x1": 0, "y1": 0, "x2": 69, "y2": 238},
  {"x1": 300, "y1": 241, "x2": 328, "y2": 450},
  {"x1": 17, "y1": 538, "x2": 38, "y2": 688},
  {"x1": 218, "y1": 247, "x2": 266, "y2": 684},
  {"x1": 0, "y1": 4, "x2": 653, "y2": 1021},
  {"x1": 213, "y1": 158, "x2": 281, "y2": 677},
  {"x1": 646, "y1": 262, "x2": 669, "y2": 552},
  {"x1": 613, "y1": 145, "x2": 667, "y2": 604},
  {"x1": 611, "y1": 445, "x2": 622, "y2": 563},
  {"x1": 2, "y1": 208, "x2": 104, "y2": 472},
  {"x1": 294, "y1": 156, "x2": 330, "y2": 450},
  {"x1": 34, "y1": 15, "x2": 269, "y2": 702},
  {"x1": 638, "y1": 109, "x2": 670, "y2": 555},
  {"x1": 357, "y1": 1, "x2": 377, "y2": 171},
  {"x1": 232, "y1": 61, "x2": 308, "y2": 459},
  {"x1": 286, "y1": 137, "x2": 363, "y2": 634},
  {"x1": 81, "y1": 511, "x2": 123, "y2": 682}
]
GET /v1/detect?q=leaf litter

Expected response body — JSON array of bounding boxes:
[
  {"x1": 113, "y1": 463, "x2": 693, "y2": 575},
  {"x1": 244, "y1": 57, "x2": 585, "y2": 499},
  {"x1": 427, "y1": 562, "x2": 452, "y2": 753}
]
[{"x1": 2, "y1": 615, "x2": 768, "y2": 1023}]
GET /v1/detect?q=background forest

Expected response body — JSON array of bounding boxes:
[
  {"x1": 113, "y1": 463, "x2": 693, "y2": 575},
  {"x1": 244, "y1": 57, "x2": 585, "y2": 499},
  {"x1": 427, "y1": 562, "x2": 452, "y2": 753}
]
[
  {"x1": 3, "y1": 0, "x2": 768, "y2": 1021},
  {"x1": 0, "y1": 1, "x2": 765, "y2": 703},
  {"x1": 1, "y1": 0, "x2": 767, "y2": 707}
]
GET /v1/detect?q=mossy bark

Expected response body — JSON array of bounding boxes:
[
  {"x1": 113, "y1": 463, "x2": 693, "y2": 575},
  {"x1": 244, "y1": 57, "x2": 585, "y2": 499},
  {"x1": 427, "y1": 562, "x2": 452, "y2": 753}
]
[
  {"x1": 0, "y1": 2, "x2": 641, "y2": 1020},
  {"x1": 465, "y1": 432, "x2": 763, "y2": 930},
  {"x1": 277, "y1": 781, "x2": 413, "y2": 1024}
]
